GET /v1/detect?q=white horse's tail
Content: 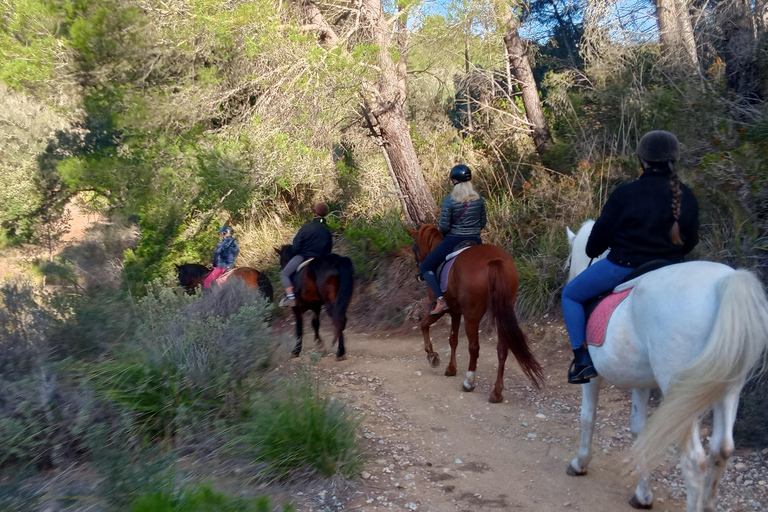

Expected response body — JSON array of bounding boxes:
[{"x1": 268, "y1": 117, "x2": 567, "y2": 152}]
[{"x1": 634, "y1": 269, "x2": 768, "y2": 468}]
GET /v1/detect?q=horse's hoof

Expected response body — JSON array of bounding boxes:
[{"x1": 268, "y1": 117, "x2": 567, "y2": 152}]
[
  {"x1": 566, "y1": 464, "x2": 587, "y2": 477},
  {"x1": 315, "y1": 338, "x2": 324, "y2": 346},
  {"x1": 461, "y1": 383, "x2": 475, "y2": 392},
  {"x1": 628, "y1": 495, "x2": 652, "y2": 510},
  {"x1": 427, "y1": 353, "x2": 440, "y2": 368},
  {"x1": 444, "y1": 367, "x2": 456, "y2": 377},
  {"x1": 336, "y1": 354, "x2": 347, "y2": 362},
  {"x1": 489, "y1": 393, "x2": 503, "y2": 404},
  {"x1": 290, "y1": 352, "x2": 301, "y2": 359}
]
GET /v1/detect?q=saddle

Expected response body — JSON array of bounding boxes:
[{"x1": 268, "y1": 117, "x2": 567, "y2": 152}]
[
  {"x1": 291, "y1": 257, "x2": 316, "y2": 290},
  {"x1": 435, "y1": 240, "x2": 477, "y2": 293},
  {"x1": 584, "y1": 259, "x2": 676, "y2": 346}
]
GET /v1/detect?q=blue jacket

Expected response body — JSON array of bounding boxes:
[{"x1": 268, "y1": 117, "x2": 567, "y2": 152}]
[
  {"x1": 438, "y1": 195, "x2": 487, "y2": 237},
  {"x1": 213, "y1": 237, "x2": 240, "y2": 268}
]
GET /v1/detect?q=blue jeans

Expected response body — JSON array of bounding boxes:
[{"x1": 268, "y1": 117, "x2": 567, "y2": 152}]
[
  {"x1": 562, "y1": 258, "x2": 635, "y2": 350},
  {"x1": 420, "y1": 235, "x2": 481, "y2": 297}
]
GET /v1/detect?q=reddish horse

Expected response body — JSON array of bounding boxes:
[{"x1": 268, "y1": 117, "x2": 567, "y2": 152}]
[
  {"x1": 409, "y1": 224, "x2": 544, "y2": 402},
  {"x1": 176, "y1": 263, "x2": 274, "y2": 301}
]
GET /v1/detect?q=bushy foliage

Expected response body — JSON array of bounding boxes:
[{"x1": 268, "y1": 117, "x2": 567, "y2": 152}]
[
  {"x1": 131, "y1": 484, "x2": 294, "y2": 512},
  {"x1": 233, "y1": 374, "x2": 362, "y2": 479},
  {"x1": 93, "y1": 280, "x2": 272, "y2": 440}
]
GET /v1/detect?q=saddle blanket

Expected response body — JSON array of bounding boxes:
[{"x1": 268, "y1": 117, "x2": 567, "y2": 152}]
[
  {"x1": 438, "y1": 247, "x2": 472, "y2": 293},
  {"x1": 586, "y1": 288, "x2": 633, "y2": 347}
]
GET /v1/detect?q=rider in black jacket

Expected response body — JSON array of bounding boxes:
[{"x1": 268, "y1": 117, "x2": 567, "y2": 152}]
[
  {"x1": 279, "y1": 202, "x2": 333, "y2": 307},
  {"x1": 562, "y1": 130, "x2": 699, "y2": 384}
]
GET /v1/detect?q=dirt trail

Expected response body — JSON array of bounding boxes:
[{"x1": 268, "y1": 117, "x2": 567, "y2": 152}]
[{"x1": 282, "y1": 317, "x2": 767, "y2": 512}]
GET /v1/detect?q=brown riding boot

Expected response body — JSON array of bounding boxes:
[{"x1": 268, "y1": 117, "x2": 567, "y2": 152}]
[{"x1": 429, "y1": 297, "x2": 449, "y2": 316}]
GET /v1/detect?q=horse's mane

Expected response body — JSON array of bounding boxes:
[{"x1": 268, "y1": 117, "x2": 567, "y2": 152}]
[
  {"x1": 178, "y1": 263, "x2": 210, "y2": 279},
  {"x1": 417, "y1": 224, "x2": 444, "y2": 255},
  {"x1": 567, "y1": 219, "x2": 610, "y2": 283}
]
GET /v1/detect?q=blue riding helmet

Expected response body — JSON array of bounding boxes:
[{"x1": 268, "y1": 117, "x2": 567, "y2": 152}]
[{"x1": 219, "y1": 225, "x2": 234, "y2": 236}]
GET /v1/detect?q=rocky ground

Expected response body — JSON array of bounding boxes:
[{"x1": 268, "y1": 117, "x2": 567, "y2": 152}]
[{"x1": 279, "y1": 316, "x2": 768, "y2": 512}]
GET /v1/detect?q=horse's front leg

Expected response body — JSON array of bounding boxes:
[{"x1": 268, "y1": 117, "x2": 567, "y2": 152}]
[
  {"x1": 703, "y1": 385, "x2": 740, "y2": 512},
  {"x1": 420, "y1": 312, "x2": 441, "y2": 368},
  {"x1": 462, "y1": 318, "x2": 480, "y2": 392},
  {"x1": 291, "y1": 308, "x2": 304, "y2": 357},
  {"x1": 445, "y1": 313, "x2": 461, "y2": 377},
  {"x1": 568, "y1": 376, "x2": 601, "y2": 476},
  {"x1": 628, "y1": 388, "x2": 653, "y2": 509}
]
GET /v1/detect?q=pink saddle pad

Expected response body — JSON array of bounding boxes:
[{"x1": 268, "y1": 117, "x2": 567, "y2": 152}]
[{"x1": 586, "y1": 288, "x2": 633, "y2": 347}]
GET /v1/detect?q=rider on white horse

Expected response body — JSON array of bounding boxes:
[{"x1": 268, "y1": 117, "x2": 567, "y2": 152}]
[{"x1": 562, "y1": 131, "x2": 700, "y2": 384}]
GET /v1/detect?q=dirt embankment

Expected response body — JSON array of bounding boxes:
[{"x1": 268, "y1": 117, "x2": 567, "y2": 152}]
[{"x1": 278, "y1": 316, "x2": 768, "y2": 512}]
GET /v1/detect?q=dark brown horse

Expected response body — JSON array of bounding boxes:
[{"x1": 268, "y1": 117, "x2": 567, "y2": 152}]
[
  {"x1": 409, "y1": 224, "x2": 544, "y2": 402},
  {"x1": 176, "y1": 263, "x2": 274, "y2": 301},
  {"x1": 276, "y1": 245, "x2": 354, "y2": 361}
]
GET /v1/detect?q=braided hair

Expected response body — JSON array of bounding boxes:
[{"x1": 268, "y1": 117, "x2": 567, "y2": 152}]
[{"x1": 668, "y1": 161, "x2": 683, "y2": 245}]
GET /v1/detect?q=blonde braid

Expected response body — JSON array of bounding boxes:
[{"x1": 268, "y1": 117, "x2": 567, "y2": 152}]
[{"x1": 669, "y1": 162, "x2": 683, "y2": 245}]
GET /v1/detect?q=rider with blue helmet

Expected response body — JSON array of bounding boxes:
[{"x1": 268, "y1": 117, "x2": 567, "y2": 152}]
[{"x1": 203, "y1": 225, "x2": 240, "y2": 288}]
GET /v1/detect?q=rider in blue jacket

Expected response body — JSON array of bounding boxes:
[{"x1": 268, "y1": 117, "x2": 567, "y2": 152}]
[
  {"x1": 203, "y1": 225, "x2": 240, "y2": 288},
  {"x1": 421, "y1": 164, "x2": 486, "y2": 316},
  {"x1": 562, "y1": 131, "x2": 699, "y2": 384}
]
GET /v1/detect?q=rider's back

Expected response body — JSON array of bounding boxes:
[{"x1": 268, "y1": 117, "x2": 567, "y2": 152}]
[
  {"x1": 438, "y1": 195, "x2": 487, "y2": 237},
  {"x1": 293, "y1": 219, "x2": 332, "y2": 258},
  {"x1": 587, "y1": 172, "x2": 699, "y2": 267}
]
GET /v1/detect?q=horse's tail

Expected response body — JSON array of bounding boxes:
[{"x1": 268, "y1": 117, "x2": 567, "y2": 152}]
[
  {"x1": 635, "y1": 269, "x2": 768, "y2": 468},
  {"x1": 487, "y1": 259, "x2": 545, "y2": 388},
  {"x1": 257, "y1": 271, "x2": 274, "y2": 302}
]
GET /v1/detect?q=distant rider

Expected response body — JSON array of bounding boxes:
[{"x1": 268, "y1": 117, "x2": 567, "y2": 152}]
[
  {"x1": 279, "y1": 202, "x2": 333, "y2": 307},
  {"x1": 421, "y1": 164, "x2": 487, "y2": 316},
  {"x1": 203, "y1": 225, "x2": 240, "y2": 288},
  {"x1": 562, "y1": 130, "x2": 699, "y2": 384}
]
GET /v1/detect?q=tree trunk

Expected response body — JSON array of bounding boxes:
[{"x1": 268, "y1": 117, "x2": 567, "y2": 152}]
[
  {"x1": 654, "y1": 0, "x2": 699, "y2": 69},
  {"x1": 720, "y1": 0, "x2": 761, "y2": 103},
  {"x1": 360, "y1": 0, "x2": 437, "y2": 225},
  {"x1": 502, "y1": 16, "x2": 552, "y2": 155}
]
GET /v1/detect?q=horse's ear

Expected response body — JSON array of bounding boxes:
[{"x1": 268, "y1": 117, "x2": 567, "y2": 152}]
[
  {"x1": 274, "y1": 247, "x2": 281, "y2": 255},
  {"x1": 407, "y1": 228, "x2": 418, "y2": 238},
  {"x1": 566, "y1": 227, "x2": 576, "y2": 245}
]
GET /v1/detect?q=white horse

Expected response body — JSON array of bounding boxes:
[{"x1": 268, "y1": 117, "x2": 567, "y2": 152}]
[{"x1": 565, "y1": 220, "x2": 768, "y2": 512}]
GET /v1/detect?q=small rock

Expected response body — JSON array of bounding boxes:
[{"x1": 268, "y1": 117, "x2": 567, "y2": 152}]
[
  {"x1": 735, "y1": 462, "x2": 748, "y2": 472},
  {"x1": 454, "y1": 458, "x2": 463, "y2": 464},
  {"x1": 527, "y1": 433, "x2": 538, "y2": 439},
  {"x1": 406, "y1": 502, "x2": 418, "y2": 510},
  {"x1": 404, "y1": 473, "x2": 415, "y2": 479},
  {"x1": 415, "y1": 371, "x2": 422, "y2": 376},
  {"x1": 362, "y1": 471, "x2": 372, "y2": 479},
  {"x1": 563, "y1": 502, "x2": 571, "y2": 507},
  {"x1": 536, "y1": 413, "x2": 547, "y2": 419}
]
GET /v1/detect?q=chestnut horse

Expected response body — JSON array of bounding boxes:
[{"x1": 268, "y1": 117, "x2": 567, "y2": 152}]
[
  {"x1": 176, "y1": 263, "x2": 274, "y2": 301},
  {"x1": 410, "y1": 224, "x2": 544, "y2": 402},
  {"x1": 276, "y1": 245, "x2": 354, "y2": 361}
]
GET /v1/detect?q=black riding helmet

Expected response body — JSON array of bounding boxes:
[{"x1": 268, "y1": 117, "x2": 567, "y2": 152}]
[
  {"x1": 637, "y1": 130, "x2": 679, "y2": 163},
  {"x1": 449, "y1": 164, "x2": 472, "y2": 183}
]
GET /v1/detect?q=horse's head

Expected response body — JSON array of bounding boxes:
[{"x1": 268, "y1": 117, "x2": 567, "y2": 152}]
[
  {"x1": 274, "y1": 245, "x2": 294, "y2": 269},
  {"x1": 566, "y1": 220, "x2": 609, "y2": 282},
  {"x1": 407, "y1": 224, "x2": 442, "y2": 265},
  {"x1": 176, "y1": 263, "x2": 210, "y2": 291}
]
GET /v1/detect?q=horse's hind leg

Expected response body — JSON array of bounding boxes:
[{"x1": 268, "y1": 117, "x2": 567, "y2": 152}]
[
  {"x1": 333, "y1": 312, "x2": 347, "y2": 361},
  {"x1": 445, "y1": 313, "x2": 461, "y2": 376},
  {"x1": 703, "y1": 385, "x2": 741, "y2": 512},
  {"x1": 489, "y1": 334, "x2": 508, "y2": 403},
  {"x1": 568, "y1": 376, "x2": 601, "y2": 476},
  {"x1": 462, "y1": 318, "x2": 480, "y2": 392},
  {"x1": 311, "y1": 306, "x2": 324, "y2": 347},
  {"x1": 681, "y1": 422, "x2": 707, "y2": 512},
  {"x1": 628, "y1": 388, "x2": 653, "y2": 509}
]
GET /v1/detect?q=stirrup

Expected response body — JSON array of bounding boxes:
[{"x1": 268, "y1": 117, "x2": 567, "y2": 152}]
[
  {"x1": 568, "y1": 359, "x2": 597, "y2": 384},
  {"x1": 429, "y1": 299, "x2": 449, "y2": 316},
  {"x1": 279, "y1": 295, "x2": 297, "y2": 308}
]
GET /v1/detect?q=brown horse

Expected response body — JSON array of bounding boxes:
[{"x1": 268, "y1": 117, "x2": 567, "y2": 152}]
[
  {"x1": 409, "y1": 224, "x2": 544, "y2": 402},
  {"x1": 276, "y1": 245, "x2": 354, "y2": 361},
  {"x1": 176, "y1": 263, "x2": 274, "y2": 301}
]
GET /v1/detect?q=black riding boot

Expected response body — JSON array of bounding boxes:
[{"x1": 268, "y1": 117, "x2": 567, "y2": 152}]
[{"x1": 568, "y1": 347, "x2": 598, "y2": 384}]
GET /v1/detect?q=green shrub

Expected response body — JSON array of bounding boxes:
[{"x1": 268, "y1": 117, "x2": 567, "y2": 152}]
[
  {"x1": 234, "y1": 374, "x2": 362, "y2": 479},
  {"x1": 92, "y1": 280, "x2": 273, "y2": 441},
  {"x1": 339, "y1": 210, "x2": 411, "y2": 279},
  {"x1": 131, "y1": 484, "x2": 294, "y2": 512}
]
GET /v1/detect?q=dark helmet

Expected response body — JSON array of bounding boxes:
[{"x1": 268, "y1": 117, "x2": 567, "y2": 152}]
[
  {"x1": 313, "y1": 202, "x2": 329, "y2": 217},
  {"x1": 219, "y1": 225, "x2": 234, "y2": 236},
  {"x1": 637, "y1": 130, "x2": 680, "y2": 163},
  {"x1": 449, "y1": 164, "x2": 472, "y2": 183}
]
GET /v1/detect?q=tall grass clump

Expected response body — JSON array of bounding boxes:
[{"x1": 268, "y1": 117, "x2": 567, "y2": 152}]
[
  {"x1": 131, "y1": 484, "x2": 295, "y2": 512},
  {"x1": 340, "y1": 210, "x2": 412, "y2": 280},
  {"x1": 234, "y1": 374, "x2": 362, "y2": 480},
  {"x1": 92, "y1": 280, "x2": 273, "y2": 441}
]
